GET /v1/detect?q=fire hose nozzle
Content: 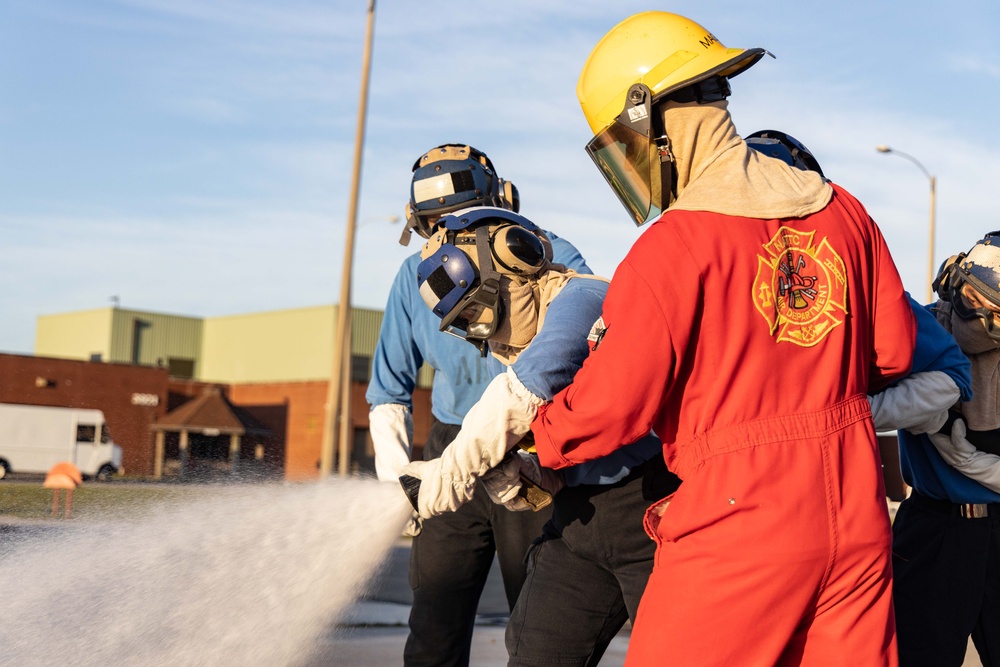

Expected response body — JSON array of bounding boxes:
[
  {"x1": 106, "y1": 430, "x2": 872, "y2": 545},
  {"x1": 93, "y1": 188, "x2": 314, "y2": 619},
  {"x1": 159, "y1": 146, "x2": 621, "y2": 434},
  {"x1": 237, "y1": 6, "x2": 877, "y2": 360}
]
[{"x1": 399, "y1": 474, "x2": 421, "y2": 512}]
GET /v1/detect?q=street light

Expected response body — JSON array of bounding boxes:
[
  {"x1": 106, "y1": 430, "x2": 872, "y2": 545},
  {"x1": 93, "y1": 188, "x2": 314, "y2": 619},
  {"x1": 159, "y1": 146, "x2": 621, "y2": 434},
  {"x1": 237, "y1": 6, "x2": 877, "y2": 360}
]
[
  {"x1": 319, "y1": 0, "x2": 377, "y2": 478},
  {"x1": 876, "y1": 145, "x2": 937, "y2": 303}
]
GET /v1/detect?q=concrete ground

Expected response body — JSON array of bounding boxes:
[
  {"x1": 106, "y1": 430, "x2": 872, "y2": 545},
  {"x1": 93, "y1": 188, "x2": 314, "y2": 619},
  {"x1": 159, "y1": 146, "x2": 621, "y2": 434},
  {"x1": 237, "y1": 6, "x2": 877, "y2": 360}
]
[
  {"x1": 314, "y1": 533, "x2": 983, "y2": 667},
  {"x1": 304, "y1": 537, "x2": 630, "y2": 666},
  {"x1": 0, "y1": 514, "x2": 984, "y2": 666}
]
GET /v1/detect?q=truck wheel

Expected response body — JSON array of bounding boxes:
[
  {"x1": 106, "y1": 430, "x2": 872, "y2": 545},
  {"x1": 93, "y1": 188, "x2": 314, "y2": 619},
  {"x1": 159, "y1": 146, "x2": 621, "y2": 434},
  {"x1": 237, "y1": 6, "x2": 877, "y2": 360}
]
[
  {"x1": 0, "y1": 459, "x2": 8, "y2": 480},
  {"x1": 96, "y1": 464, "x2": 116, "y2": 482}
]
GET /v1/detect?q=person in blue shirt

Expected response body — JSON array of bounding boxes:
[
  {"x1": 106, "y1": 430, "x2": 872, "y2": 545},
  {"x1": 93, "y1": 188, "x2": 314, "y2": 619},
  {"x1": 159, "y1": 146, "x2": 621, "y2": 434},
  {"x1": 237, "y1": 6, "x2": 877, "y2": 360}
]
[
  {"x1": 400, "y1": 206, "x2": 678, "y2": 666},
  {"x1": 365, "y1": 144, "x2": 590, "y2": 667},
  {"x1": 889, "y1": 235, "x2": 1000, "y2": 667}
]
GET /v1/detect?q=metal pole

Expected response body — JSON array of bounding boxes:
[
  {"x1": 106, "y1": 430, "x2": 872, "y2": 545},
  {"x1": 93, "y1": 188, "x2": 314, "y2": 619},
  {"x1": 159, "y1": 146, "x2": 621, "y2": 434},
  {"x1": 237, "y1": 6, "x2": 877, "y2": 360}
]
[
  {"x1": 319, "y1": 0, "x2": 377, "y2": 478},
  {"x1": 875, "y1": 145, "x2": 936, "y2": 303},
  {"x1": 338, "y1": 327, "x2": 353, "y2": 476},
  {"x1": 928, "y1": 175, "x2": 937, "y2": 303}
]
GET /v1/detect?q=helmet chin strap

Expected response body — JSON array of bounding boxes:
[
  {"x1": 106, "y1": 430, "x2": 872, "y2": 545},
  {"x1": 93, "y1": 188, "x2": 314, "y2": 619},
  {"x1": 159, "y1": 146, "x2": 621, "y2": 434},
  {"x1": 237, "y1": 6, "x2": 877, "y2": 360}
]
[
  {"x1": 468, "y1": 225, "x2": 502, "y2": 356},
  {"x1": 655, "y1": 132, "x2": 677, "y2": 210},
  {"x1": 623, "y1": 83, "x2": 678, "y2": 215}
]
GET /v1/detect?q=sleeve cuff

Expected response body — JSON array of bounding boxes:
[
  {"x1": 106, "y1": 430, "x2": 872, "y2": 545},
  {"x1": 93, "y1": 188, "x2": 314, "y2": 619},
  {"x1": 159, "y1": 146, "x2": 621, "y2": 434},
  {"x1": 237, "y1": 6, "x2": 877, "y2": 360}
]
[{"x1": 531, "y1": 404, "x2": 574, "y2": 470}]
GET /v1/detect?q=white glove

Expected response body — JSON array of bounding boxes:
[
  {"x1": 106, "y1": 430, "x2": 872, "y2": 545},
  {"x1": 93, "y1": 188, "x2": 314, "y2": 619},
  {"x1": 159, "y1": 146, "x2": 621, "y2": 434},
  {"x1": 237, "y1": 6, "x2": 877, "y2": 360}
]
[
  {"x1": 399, "y1": 367, "x2": 545, "y2": 519},
  {"x1": 400, "y1": 456, "x2": 477, "y2": 519},
  {"x1": 482, "y1": 450, "x2": 565, "y2": 512},
  {"x1": 868, "y1": 371, "x2": 960, "y2": 434},
  {"x1": 402, "y1": 511, "x2": 421, "y2": 538},
  {"x1": 928, "y1": 418, "x2": 1000, "y2": 493},
  {"x1": 370, "y1": 403, "x2": 414, "y2": 482}
]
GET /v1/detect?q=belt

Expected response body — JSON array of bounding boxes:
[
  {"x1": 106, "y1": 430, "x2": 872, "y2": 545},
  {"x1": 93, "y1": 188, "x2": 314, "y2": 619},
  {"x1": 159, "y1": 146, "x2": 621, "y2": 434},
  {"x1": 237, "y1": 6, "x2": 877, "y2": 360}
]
[{"x1": 911, "y1": 491, "x2": 996, "y2": 519}]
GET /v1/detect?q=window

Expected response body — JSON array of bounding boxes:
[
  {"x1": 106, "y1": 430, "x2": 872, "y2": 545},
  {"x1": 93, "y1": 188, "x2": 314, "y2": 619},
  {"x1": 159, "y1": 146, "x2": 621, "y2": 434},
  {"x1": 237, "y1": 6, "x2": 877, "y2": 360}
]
[
  {"x1": 350, "y1": 355, "x2": 370, "y2": 383},
  {"x1": 77, "y1": 424, "x2": 97, "y2": 443},
  {"x1": 101, "y1": 424, "x2": 111, "y2": 444},
  {"x1": 168, "y1": 357, "x2": 196, "y2": 379}
]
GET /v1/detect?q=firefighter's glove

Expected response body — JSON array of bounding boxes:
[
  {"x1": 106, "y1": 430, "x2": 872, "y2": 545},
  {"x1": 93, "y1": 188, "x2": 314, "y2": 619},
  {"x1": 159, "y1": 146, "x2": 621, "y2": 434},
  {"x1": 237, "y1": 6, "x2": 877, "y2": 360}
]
[
  {"x1": 928, "y1": 418, "x2": 1000, "y2": 493},
  {"x1": 402, "y1": 510, "x2": 421, "y2": 538},
  {"x1": 370, "y1": 403, "x2": 414, "y2": 482},
  {"x1": 483, "y1": 450, "x2": 565, "y2": 512},
  {"x1": 868, "y1": 370, "x2": 960, "y2": 435},
  {"x1": 400, "y1": 368, "x2": 544, "y2": 519},
  {"x1": 399, "y1": 457, "x2": 476, "y2": 519}
]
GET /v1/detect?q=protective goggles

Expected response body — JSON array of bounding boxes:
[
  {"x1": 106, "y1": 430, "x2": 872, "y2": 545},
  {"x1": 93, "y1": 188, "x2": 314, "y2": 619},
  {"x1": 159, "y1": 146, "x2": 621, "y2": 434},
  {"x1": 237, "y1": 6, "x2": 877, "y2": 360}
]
[
  {"x1": 441, "y1": 207, "x2": 547, "y2": 276},
  {"x1": 951, "y1": 285, "x2": 1000, "y2": 341},
  {"x1": 936, "y1": 239, "x2": 1000, "y2": 341}
]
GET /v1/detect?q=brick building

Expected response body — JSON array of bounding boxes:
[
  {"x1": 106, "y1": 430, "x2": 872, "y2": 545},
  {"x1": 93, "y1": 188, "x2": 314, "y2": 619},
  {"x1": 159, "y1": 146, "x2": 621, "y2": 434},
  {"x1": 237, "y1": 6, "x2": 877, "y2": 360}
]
[{"x1": 12, "y1": 303, "x2": 436, "y2": 480}]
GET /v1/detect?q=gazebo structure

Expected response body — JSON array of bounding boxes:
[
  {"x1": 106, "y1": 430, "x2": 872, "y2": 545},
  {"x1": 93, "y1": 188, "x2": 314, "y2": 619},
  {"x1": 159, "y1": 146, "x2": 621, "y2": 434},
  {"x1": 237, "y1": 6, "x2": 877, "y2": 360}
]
[{"x1": 150, "y1": 386, "x2": 272, "y2": 479}]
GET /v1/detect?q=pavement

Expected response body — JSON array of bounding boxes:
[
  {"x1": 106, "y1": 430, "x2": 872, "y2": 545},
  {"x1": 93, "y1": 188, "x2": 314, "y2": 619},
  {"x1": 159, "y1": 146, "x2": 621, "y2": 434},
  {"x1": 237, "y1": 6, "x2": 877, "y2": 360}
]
[
  {"x1": 306, "y1": 536, "x2": 630, "y2": 666},
  {"x1": 317, "y1": 526, "x2": 982, "y2": 667},
  {"x1": 0, "y1": 512, "x2": 982, "y2": 667}
]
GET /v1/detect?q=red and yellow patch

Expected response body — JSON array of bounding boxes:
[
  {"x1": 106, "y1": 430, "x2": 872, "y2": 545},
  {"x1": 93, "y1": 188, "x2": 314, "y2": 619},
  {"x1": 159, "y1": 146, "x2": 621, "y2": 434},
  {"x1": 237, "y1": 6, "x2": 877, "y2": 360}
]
[{"x1": 752, "y1": 227, "x2": 847, "y2": 347}]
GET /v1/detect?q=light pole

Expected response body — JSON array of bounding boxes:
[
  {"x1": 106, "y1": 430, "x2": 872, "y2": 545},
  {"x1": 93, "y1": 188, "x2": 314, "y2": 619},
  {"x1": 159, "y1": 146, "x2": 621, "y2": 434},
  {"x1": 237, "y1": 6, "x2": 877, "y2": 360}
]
[
  {"x1": 876, "y1": 145, "x2": 937, "y2": 303},
  {"x1": 319, "y1": 0, "x2": 377, "y2": 478}
]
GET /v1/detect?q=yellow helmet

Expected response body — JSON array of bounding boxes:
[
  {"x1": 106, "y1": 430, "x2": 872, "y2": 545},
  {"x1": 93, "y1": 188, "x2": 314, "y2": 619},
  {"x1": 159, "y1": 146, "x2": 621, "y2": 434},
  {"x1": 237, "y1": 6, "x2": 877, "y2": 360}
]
[{"x1": 577, "y1": 11, "x2": 766, "y2": 134}]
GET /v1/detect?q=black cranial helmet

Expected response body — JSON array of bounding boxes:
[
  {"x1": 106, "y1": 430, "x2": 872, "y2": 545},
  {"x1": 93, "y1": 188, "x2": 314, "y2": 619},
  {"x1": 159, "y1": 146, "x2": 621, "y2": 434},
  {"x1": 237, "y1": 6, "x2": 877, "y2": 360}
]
[
  {"x1": 745, "y1": 129, "x2": 824, "y2": 177},
  {"x1": 400, "y1": 144, "x2": 519, "y2": 245},
  {"x1": 935, "y1": 231, "x2": 1000, "y2": 339}
]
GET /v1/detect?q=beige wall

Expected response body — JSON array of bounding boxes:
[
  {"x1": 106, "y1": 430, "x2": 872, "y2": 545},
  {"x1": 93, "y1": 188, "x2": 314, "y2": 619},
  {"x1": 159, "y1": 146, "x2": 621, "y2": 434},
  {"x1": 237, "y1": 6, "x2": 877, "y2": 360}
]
[
  {"x1": 200, "y1": 305, "x2": 334, "y2": 383},
  {"x1": 35, "y1": 308, "x2": 112, "y2": 361}
]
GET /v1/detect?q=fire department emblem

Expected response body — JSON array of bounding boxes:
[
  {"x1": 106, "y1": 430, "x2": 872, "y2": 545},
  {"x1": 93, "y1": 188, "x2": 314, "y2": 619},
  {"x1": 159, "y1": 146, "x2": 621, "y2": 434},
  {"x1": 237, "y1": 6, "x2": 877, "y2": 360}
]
[{"x1": 752, "y1": 227, "x2": 847, "y2": 347}]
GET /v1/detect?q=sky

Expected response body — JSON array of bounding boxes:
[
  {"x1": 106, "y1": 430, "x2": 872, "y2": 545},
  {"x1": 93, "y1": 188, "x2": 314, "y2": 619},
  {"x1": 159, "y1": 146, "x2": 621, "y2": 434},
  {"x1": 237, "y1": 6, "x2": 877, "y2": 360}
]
[{"x1": 2, "y1": 0, "x2": 999, "y2": 355}]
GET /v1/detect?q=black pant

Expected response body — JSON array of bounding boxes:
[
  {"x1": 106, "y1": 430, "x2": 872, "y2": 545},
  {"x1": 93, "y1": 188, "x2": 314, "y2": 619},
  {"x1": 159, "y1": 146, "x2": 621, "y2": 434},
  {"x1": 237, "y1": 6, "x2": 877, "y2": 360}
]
[
  {"x1": 404, "y1": 422, "x2": 552, "y2": 667},
  {"x1": 892, "y1": 491, "x2": 1000, "y2": 667},
  {"x1": 506, "y1": 456, "x2": 680, "y2": 667}
]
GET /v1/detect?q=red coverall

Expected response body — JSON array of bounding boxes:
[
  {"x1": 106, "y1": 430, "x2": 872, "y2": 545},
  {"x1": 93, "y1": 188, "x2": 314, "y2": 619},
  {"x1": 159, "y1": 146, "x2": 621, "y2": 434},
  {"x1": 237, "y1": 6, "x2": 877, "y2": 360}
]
[{"x1": 533, "y1": 184, "x2": 915, "y2": 666}]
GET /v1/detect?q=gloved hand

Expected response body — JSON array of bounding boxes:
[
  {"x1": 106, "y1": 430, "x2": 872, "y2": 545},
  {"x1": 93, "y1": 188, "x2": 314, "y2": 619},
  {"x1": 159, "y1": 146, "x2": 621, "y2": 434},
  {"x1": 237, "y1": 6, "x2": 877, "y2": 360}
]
[
  {"x1": 482, "y1": 450, "x2": 565, "y2": 512},
  {"x1": 481, "y1": 454, "x2": 523, "y2": 508},
  {"x1": 399, "y1": 457, "x2": 477, "y2": 520},
  {"x1": 928, "y1": 418, "x2": 976, "y2": 466},
  {"x1": 400, "y1": 368, "x2": 544, "y2": 519},
  {"x1": 928, "y1": 418, "x2": 1000, "y2": 493},
  {"x1": 402, "y1": 510, "x2": 421, "y2": 538}
]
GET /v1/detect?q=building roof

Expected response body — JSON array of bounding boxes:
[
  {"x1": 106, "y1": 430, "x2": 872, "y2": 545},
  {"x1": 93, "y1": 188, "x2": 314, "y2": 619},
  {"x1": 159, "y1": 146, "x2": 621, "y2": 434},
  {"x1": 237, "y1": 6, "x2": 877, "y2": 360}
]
[{"x1": 151, "y1": 386, "x2": 271, "y2": 436}]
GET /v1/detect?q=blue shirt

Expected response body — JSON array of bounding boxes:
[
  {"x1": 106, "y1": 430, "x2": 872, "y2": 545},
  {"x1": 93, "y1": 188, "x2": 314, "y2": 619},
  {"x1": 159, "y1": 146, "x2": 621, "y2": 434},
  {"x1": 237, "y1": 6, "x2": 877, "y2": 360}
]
[
  {"x1": 366, "y1": 231, "x2": 591, "y2": 425},
  {"x1": 488, "y1": 278, "x2": 661, "y2": 486},
  {"x1": 894, "y1": 297, "x2": 1000, "y2": 503}
]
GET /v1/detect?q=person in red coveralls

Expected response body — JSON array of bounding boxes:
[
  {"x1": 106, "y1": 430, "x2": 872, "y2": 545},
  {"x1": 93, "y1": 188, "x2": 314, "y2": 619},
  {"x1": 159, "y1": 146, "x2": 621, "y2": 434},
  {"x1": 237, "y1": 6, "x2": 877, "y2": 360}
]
[{"x1": 530, "y1": 12, "x2": 916, "y2": 667}]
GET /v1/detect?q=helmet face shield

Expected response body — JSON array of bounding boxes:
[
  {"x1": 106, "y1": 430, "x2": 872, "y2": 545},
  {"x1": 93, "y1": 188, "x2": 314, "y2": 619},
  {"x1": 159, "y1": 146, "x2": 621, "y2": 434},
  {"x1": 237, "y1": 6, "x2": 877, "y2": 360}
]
[
  {"x1": 416, "y1": 237, "x2": 502, "y2": 343},
  {"x1": 586, "y1": 120, "x2": 662, "y2": 226},
  {"x1": 442, "y1": 286, "x2": 501, "y2": 341}
]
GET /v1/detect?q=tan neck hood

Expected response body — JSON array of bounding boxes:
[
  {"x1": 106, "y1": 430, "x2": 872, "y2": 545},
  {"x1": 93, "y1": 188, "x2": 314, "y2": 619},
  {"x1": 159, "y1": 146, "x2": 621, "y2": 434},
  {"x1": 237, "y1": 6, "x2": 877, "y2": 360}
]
[{"x1": 663, "y1": 100, "x2": 832, "y2": 219}]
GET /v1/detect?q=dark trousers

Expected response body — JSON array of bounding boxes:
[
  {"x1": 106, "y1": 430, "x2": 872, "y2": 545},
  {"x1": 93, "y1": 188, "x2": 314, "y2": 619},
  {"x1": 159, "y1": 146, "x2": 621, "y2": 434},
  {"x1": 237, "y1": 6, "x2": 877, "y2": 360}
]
[
  {"x1": 404, "y1": 422, "x2": 551, "y2": 667},
  {"x1": 506, "y1": 457, "x2": 680, "y2": 667},
  {"x1": 892, "y1": 491, "x2": 1000, "y2": 667}
]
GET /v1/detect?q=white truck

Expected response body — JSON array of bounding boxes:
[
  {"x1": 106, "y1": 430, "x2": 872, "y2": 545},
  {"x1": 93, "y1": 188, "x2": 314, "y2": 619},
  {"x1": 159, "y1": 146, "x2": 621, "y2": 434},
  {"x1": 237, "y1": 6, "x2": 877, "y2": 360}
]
[{"x1": 0, "y1": 403, "x2": 123, "y2": 481}]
